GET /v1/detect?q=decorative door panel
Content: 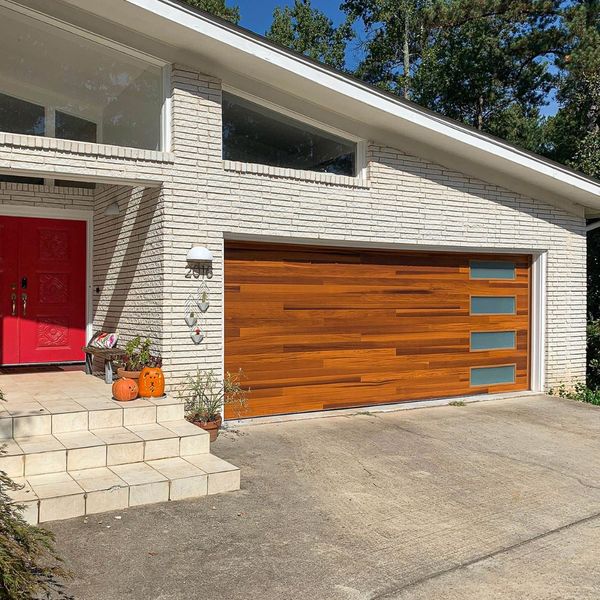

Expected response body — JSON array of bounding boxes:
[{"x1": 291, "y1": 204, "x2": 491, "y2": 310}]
[
  {"x1": 0, "y1": 218, "x2": 19, "y2": 364},
  {"x1": 0, "y1": 216, "x2": 86, "y2": 365}
]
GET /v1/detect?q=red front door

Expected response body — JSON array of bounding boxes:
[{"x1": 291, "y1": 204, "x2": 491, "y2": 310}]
[{"x1": 0, "y1": 216, "x2": 87, "y2": 365}]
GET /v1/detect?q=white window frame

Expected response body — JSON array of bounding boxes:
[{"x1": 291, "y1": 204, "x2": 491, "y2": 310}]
[
  {"x1": 222, "y1": 85, "x2": 368, "y2": 185},
  {"x1": 0, "y1": 0, "x2": 171, "y2": 152}
]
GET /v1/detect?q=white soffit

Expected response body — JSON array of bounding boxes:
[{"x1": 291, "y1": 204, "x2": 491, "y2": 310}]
[{"x1": 28, "y1": 0, "x2": 600, "y2": 213}]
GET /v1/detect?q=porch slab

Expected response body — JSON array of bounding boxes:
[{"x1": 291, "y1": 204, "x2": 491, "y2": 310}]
[{"x1": 0, "y1": 368, "x2": 184, "y2": 436}]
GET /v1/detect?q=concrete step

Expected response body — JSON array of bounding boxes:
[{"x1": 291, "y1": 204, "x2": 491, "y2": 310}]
[
  {"x1": 0, "y1": 396, "x2": 185, "y2": 439},
  {"x1": 7, "y1": 454, "x2": 241, "y2": 524},
  {"x1": 0, "y1": 420, "x2": 210, "y2": 478}
]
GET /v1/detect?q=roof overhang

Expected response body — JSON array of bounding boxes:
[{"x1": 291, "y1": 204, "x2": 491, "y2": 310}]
[{"x1": 19, "y1": 0, "x2": 600, "y2": 216}]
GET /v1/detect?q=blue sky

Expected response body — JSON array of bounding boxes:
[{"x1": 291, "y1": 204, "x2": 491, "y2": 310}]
[{"x1": 236, "y1": 0, "x2": 559, "y2": 116}]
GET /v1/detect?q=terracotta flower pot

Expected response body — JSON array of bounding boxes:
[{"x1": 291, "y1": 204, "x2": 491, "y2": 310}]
[
  {"x1": 117, "y1": 367, "x2": 142, "y2": 380},
  {"x1": 191, "y1": 415, "x2": 222, "y2": 442}
]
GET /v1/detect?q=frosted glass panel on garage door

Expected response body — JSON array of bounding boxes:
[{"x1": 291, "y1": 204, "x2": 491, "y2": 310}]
[
  {"x1": 470, "y1": 365, "x2": 516, "y2": 386},
  {"x1": 470, "y1": 297, "x2": 516, "y2": 315}
]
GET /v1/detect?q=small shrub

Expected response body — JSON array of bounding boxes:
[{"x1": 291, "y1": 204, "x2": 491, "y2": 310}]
[
  {"x1": 549, "y1": 382, "x2": 600, "y2": 406},
  {"x1": 180, "y1": 369, "x2": 248, "y2": 423},
  {"x1": 0, "y1": 455, "x2": 71, "y2": 599},
  {"x1": 448, "y1": 400, "x2": 466, "y2": 407},
  {"x1": 120, "y1": 337, "x2": 161, "y2": 371}
]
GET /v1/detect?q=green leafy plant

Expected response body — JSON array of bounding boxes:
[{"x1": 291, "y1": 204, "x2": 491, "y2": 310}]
[
  {"x1": 549, "y1": 382, "x2": 600, "y2": 406},
  {"x1": 181, "y1": 369, "x2": 247, "y2": 423},
  {"x1": 448, "y1": 400, "x2": 466, "y2": 407},
  {"x1": 121, "y1": 337, "x2": 162, "y2": 371},
  {"x1": 0, "y1": 450, "x2": 71, "y2": 599},
  {"x1": 587, "y1": 320, "x2": 600, "y2": 389}
]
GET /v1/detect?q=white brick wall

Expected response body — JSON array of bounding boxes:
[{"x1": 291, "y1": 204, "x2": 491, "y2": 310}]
[
  {"x1": 162, "y1": 65, "x2": 587, "y2": 391},
  {"x1": 92, "y1": 184, "x2": 164, "y2": 351},
  {"x1": 0, "y1": 63, "x2": 587, "y2": 394},
  {"x1": 0, "y1": 181, "x2": 94, "y2": 211}
]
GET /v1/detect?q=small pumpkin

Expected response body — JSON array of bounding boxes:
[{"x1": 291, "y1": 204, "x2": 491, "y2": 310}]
[
  {"x1": 138, "y1": 366, "x2": 165, "y2": 398},
  {"x1": 112, "y1": 377, "x2": 138, "y2": 402}
]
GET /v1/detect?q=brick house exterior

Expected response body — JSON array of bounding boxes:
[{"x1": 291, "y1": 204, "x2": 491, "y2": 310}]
[{"x1": 1, "y1": 0, "x2": 598, "y2": 417}]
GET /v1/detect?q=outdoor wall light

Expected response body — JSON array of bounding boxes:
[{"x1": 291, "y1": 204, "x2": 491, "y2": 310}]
[
  {"x1": 186, "y1": 245, "x2": 213, "y2": 279},
  {"x1": 186, "y1": 245, "x2": 214, "y2": 263},
  {"x1": 104, "y1": 201, "x2": 120, "y2": 216}
]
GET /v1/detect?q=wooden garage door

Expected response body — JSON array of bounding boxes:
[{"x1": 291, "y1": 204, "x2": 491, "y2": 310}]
[{"x1": 225, "y1": 242, "x2": 530, "y2": 419}]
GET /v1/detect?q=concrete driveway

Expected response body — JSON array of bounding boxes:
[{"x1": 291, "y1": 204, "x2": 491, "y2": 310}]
[{"x1": 49, "y1": 394, "x2": 600, "y2": 599}]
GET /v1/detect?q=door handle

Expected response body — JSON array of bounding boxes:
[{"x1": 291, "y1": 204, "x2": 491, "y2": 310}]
[
  {"x1": 21, "y1": 292, "x2": 27, "y2": 317},
  {"x1": 11, "y1": 292, "x2": 16, "y2": 316}
]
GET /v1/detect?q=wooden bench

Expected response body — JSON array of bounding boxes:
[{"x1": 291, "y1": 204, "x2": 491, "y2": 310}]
[{"x1": 82, "y1": 345, "x2": 126, "y2": 384}]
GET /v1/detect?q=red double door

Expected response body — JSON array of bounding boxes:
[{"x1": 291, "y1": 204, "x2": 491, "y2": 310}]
[{"x1": 0, "y1": 216, "x2": 86, "y2": 365}]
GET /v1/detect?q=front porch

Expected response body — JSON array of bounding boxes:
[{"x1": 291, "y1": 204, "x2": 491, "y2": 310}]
[{"x1": 0, "y1": 367, "x2": 240, "y2": 525}]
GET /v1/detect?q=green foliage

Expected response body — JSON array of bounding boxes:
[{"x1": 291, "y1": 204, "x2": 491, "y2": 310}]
[
  {"x1": 343, "y1": 0, "x2": 561, "y2": 151},
  {"x1": 0, "y1": 450, "x2": 71, "y2": 599},
  {"x1": 545, "y1": 1, "x2": 600, "y2": 173},
  {"x1": 587, "y1": 319, "x2": 600, "y2": 388},
  {"x1": 121, "y1": 337, "x2": 162, "y2": 371},
  {"x1": 588, "y1": 229, "x2": 600, "y2": 322},
  {"x1": 549, "y1": 381, "x2": 600, "y2": 405},
  {"x1": 448, "y1": 400, "x2": 466, "y2": 407},
  {"x1": 267, "y1": 0, "x2": 354, "y2": 69},
  {"x1": 564, "y1": 72, "x2": 600, "y2": 177},
  {"x1": 342, "y1": 0, "x2": 437, "y2": 97},
  {"x1": 181, "y1": 369, "x2": 248, "y2": 422},
  {"x1": 179, "y1": 0, "x2": 239, "y2": 23}
]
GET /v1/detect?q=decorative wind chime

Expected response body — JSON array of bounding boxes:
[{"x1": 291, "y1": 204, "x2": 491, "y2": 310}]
[{"x1": 184, "y1": 280, "x2": 210, "y2": 344}]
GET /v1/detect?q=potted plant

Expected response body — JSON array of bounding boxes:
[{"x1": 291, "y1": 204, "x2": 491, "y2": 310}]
[
  {"x1": 190, "y1": 327, "x2": 204, "y2": 344},
  {"x1": 198, "y1": 291, "x2": 210, "y2": 313},
  {"x1": 184, "y1": 310, "x2": 197, "y2": 327},
  {"x1": 117, "y1": 337, "x2": 161, "y2": 379},
  {"x1": 180, "y1": 369, "x2": 247, "y2": 441}
]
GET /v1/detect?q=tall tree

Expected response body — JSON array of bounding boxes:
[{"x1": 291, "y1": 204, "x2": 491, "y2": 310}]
[
  {"x1": 342, "y1": 0, "x2": 437, "y2": 98},
  {"x1": 181, "y1": 0, "x2": 240, "y2": 24},
  {"x1": 343, "y1": 0, "x2": 563, "y2": 151},
  {"x1": 267, "y1": 0, "x2": 354, "y2": 70},
  {"x1": 547, "y1": 0, "x2": 600, "y2": 176}
]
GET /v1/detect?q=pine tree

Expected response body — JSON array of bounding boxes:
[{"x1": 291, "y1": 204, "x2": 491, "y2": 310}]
[
  {"x1": 267, "y1": 0, "x2": 354, "y2": 70},
  {"x1": 343, "y1": 0, "x2": 562, "y2": 151},
  {"x1": 181, "y1": 0, "x2": 240, "y2": 24},
  {"x1": 547, "y1": 0, "x2": 600, "y2": 175}
]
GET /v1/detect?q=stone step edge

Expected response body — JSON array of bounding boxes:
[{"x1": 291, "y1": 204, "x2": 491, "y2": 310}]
[
  {"x1": 0, "y1": 397, "x2": 187, "y2": 439},
  {"x1": 10, "y1": 454, "x2": 241, "y2": 525},
  {"x1": 0, "y1": 421, "x2": 211, "y2": 478}
]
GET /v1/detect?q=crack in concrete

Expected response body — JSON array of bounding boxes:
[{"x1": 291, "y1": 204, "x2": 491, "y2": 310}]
[{"x1": 369, "y1": 509, "x2": 600, "y2": 599}]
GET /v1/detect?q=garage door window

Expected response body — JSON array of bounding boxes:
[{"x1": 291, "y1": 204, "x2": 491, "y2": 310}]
[
  {"x1": 470, "y1": 331, "x2": 516, "y2": 351},
  {"x1": 470, "y1": 296, "x2": 516, "y2": 315},
  {"x1": 470, "y1": 260, "x2": 516, "y2": 279},
  {"x1": 471, "y1": 365, "x2": 516, "y2": 386}
]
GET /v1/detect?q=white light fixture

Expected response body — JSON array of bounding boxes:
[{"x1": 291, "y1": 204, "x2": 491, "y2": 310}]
[
  {"x1": 186, "y1": 244, "x2": 213, "y2": 262},
  {"x1": 104, "y1": 201, "x2": 120, "y2": 216}
]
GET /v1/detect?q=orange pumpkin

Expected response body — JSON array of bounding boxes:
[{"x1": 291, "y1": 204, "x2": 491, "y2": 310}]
[
  {"x1": 138, "y1": 367, "x2": 165, "y2": 398},
  {"x1": 112, "y1": 378, "x2": 138, "y2": 402}
]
